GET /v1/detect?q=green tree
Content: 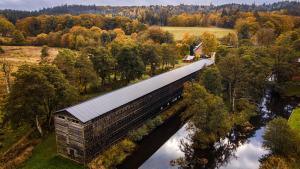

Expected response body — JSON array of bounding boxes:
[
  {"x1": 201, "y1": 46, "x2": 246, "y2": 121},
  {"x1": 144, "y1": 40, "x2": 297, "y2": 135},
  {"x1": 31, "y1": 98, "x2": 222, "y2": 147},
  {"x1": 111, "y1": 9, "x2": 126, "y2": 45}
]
[
  {"x1": 139, "y1": 41, "x2": 161, "y2": 75},
  {"x1": 218, "y1": 55, "x2": 245, "y2": 112},
  {"x1": 74, "y1": 54, "x2": 97, "y2": 94},
  {"x1": 182, "y1": 83, "x2": 231, "y2": 148},
  {"x1": 4, "y1": 65, "x2": 78, "y2": 134},
  {"x1": 53, "y1": 49, "x2": 77, "y2": 85},
  {"x1": 263, "y1": 118, "x2": 300, "y2": 158},
  {"x1": 117, "y1": 45, "x2": 145, "y2": 83},
  {"x1": 256, "y1": 28, "x2": 275, "y2": 46},
  {"x1": 200, "y1": 66, "x2": 223, "y2": 95},
  {"x1": 88, "y1": 47, "x2": 116, "y2": 86},
  {"x1": 161, "y1": 43, "x2": 177, "y2": 69}
]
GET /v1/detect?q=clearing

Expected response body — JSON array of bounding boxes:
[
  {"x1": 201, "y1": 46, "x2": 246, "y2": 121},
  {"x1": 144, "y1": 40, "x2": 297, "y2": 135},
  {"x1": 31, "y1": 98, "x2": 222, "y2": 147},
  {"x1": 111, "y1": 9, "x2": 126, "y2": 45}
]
[
  {"x1": 289, "y1": 107, "x2": 300, "y2": 134},
  {"x1": 161, "y1": 26, "x2": 236, "y2": 40}
]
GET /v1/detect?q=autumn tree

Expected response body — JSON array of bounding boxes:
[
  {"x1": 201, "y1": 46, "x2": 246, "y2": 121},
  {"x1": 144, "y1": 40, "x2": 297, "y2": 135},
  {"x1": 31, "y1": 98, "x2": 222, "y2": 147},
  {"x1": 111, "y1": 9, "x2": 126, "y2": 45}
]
[
  {"x1": 40, "y1": 45, "x2": 50, "y2": 64},
  {"x1": 4, "y1": 65, "x2": 78, "y2": 134},
  {"x1": 235, "y1": 17, "x2": 259, "y2": 40},
  {"x1": 0, "y1": 17, "x2": 15, "y2": 36},
  {"x1": 11, "y1": 30, "x2": 25, "y2": 45},
  {"x1": 256, "y1": 28, "x2": 275, "y2": 46},
  {"x1": 221, "y1": 32, "x2": 238, "y2": 47},
  {"x1": 200, "y1": 32, "x2": 218, "y2": 56}
]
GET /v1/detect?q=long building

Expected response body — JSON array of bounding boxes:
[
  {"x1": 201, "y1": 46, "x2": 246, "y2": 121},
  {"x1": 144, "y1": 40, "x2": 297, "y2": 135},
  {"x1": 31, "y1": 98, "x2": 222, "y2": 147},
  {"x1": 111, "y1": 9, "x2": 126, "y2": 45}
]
[{"x1": 54, "y1": 59, "x2": 213, "y2": 164}]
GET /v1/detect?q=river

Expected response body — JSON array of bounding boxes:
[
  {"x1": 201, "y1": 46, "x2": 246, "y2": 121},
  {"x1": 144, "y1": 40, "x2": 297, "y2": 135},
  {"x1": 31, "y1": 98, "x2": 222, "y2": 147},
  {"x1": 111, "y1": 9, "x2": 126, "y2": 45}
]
[{"x1": 119, "y1": 91, "x2": 299, "y2": 169}]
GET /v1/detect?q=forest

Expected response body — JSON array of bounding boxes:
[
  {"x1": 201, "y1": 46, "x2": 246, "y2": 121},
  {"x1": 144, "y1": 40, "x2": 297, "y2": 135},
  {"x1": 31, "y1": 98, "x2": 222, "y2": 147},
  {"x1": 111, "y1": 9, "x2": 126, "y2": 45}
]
[{"x1": 0, "y1": 1, "x2": 300, "y2": 169}]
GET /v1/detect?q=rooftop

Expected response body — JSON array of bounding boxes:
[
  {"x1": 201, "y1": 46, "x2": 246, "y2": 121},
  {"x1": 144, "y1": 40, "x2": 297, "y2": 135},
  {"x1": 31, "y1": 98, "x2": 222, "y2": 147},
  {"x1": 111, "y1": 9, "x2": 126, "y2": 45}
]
[{"x1": 58, "y1": 59, "x2": 213, "y2": 123}]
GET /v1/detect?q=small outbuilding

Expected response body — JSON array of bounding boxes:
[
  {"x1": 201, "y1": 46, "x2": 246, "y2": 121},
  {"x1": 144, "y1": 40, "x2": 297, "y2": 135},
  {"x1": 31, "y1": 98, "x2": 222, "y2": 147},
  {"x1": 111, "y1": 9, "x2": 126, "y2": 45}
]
[{"x1": 183, "y1": 55, "x2": 195, "y2": 62}]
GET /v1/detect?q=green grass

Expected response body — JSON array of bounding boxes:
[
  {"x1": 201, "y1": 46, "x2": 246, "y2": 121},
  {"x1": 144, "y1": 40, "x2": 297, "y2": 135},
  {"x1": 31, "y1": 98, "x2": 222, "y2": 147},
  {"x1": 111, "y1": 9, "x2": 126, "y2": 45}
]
[
  {"x1": 288, "y1": 107, "x2": 300, "y2": 134},
  {"x1": 161, "y1": 26, "x2": 236, "y2": 40},
  {"x1": 21, "y1": 133, "x2": 83, "y2": 169}
]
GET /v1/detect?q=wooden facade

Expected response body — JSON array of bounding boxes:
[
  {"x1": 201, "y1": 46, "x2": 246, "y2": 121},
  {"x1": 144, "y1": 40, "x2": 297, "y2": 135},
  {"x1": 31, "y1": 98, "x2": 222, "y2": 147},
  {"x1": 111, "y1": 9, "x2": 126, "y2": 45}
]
[{"x1": 54, "y1": 60, "x2": 213, "y2": 164}]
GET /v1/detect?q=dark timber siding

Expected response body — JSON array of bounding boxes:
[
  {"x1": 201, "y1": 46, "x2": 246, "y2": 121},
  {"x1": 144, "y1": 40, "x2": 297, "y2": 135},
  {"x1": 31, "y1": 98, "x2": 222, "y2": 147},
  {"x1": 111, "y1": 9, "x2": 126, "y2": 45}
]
[{"x1": 54, "y1": 71, "x2": 198, "y2": 164}]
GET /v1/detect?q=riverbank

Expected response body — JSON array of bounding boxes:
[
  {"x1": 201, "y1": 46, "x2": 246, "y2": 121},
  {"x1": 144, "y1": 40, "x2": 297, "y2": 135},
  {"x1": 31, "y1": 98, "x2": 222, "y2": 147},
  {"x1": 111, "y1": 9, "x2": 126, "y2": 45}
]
[{"x1": 88, "y1": 99, "x2": 187, "y2": 169}]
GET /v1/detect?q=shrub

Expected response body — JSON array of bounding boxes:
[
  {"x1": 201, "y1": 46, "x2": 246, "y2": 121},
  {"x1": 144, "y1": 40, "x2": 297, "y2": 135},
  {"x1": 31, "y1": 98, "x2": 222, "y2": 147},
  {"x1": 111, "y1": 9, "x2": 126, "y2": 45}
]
[{"x1": 0, "y1": 46, "x2": 4, "y2": 54}]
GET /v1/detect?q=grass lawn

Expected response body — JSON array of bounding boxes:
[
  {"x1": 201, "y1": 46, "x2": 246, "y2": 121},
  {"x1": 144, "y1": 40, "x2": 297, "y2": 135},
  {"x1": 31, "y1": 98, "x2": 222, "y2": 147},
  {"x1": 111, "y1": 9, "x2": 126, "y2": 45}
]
[
  {"x1": 161, "y1": 26, "x2": 236, "y2": 40},
  {"x1": 288, "y1": 107, "x2": 300, "y2": 134},
  {"x1": 20, "y1": 133, "x2": 84, "y2": 169}
]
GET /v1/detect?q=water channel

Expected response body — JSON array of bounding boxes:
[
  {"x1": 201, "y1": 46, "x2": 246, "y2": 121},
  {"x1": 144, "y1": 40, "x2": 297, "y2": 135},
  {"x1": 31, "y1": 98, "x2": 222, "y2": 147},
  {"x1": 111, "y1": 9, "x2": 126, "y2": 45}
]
[{"x1": 119, "y1": 91, "x2": 299, "y2": 169}]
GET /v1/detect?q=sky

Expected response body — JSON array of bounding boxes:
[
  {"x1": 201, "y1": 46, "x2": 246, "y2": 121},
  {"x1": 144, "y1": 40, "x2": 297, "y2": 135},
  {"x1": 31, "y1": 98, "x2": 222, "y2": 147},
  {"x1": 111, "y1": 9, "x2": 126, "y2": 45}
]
[{"x1": 0, "y1": 0, "x2": 285, "y2": 11}]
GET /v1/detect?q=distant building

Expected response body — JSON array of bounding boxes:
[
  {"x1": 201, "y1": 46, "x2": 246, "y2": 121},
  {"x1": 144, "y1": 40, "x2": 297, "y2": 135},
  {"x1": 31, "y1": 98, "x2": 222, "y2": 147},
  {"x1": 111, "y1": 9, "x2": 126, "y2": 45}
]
[
  {"x1": 193, "y1": 42, "x2": 203, "y2": 58},
  {"x1": 298, "y1": 58, "x2": 300, "y2": 63},
  {"x1": 183, "y1": 55, "x2": 195, "y2": 62}
]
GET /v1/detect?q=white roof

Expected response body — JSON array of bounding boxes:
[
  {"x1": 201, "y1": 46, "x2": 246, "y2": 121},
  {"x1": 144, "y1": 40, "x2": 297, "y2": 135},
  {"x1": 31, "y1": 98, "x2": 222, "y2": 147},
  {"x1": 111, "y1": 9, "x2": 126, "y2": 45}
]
[
  {"x1": 59, "y1": 59, "x2": 213, "y2": 122},
  {"x1": 183, "y1": 55, "x2": 195, "y2": 61}
]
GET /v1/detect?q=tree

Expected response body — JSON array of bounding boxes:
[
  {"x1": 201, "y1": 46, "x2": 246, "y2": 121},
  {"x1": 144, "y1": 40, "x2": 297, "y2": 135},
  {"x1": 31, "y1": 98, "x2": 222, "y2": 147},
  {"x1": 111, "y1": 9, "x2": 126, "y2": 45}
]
[
  {"x1": 40, "y1": 45, "x2": 50, "y2": 64},
  {"x1": 259, "y1": 156, "x2": 288, "y2": 169},
  {"x1": 53, "y1": 49, "x2": 77, "y2": 85},
  {"x1": 11, "y1": 30, "x2": 25, "y2": 45},
  {"x1": 201, "y1": 32, "x2": 218, "y2": 56},
  {"x1": 117, "y1": 44, "x2": 145, "y2": 83},
  {"x1": 161, "y1": 43, "x2": 177, "y2": 69},
  {"x1": 88, "y1": 47, "x2": 116, "y2": 86},
  {"x1": 256, "y1": 28, "x2": 275, "y2": 46},
  {"x1": 182, "y1": 83, "x2": 231, "y2": 148},
  {"x1": 218, "y1": 55, "x2": 245, "y2": 112},
  {"x1": 0, "y1": 17, "x2": 15, "y2": 36},
  {"x1": 235, "y1": 17, "x2": 259, "y2": 40},
  {"x1": 200, "y1": 66, "x2": 223, "y2": 95},
  {"x1": 221, "y1": 32, "x2": 238, "y2": 47},
  {"x1": 4, "y1": 65, "x2": 78, "y2": 134},
  {"x1": 74, "y1": 54, "x2": 97, "y2": 94},
  {"x1": 263, "y1": 118, "x2": 300, "y2": 158},
  {"x1": 139, "y1": 41, "x2": 161, "y2": 75}
]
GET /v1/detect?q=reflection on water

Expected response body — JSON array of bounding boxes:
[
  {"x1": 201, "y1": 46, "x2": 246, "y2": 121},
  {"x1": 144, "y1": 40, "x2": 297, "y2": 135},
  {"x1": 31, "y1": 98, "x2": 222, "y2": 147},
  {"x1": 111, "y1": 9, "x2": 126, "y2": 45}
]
[
  {"x1": 219, "y1": 128, "x2": 269, "y2": 169},
  {"x1": 139, "y1": 124, "x2": 189, "y2": 169},
  {"x1": 120, "y1": 91, "x2": 299, "y2": 169}
]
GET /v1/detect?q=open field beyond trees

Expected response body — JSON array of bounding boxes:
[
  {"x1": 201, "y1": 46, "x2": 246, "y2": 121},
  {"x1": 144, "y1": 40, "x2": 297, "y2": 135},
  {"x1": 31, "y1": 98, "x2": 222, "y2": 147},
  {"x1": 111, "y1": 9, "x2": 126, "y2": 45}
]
[
  {"x1": 161, "y1": 26, "x2": 236, "y2": 40},
  {"x1": 289, "y1": 107, "x2": 300, "y2": 134}
]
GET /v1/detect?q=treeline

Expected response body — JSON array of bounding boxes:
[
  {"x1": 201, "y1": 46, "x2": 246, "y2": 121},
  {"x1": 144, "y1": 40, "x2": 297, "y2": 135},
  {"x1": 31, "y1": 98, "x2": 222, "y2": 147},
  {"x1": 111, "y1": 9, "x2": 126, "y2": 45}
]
[{"x1": 1, "y1": 1, "x2": 300, "y2": 24}]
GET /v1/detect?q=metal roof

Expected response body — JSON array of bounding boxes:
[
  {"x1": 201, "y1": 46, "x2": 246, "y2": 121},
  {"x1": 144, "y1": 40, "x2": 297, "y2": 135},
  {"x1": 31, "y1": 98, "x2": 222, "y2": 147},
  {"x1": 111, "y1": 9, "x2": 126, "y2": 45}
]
[{"x1": 59, "y1": 59, "x2": 213, "y2": 123}]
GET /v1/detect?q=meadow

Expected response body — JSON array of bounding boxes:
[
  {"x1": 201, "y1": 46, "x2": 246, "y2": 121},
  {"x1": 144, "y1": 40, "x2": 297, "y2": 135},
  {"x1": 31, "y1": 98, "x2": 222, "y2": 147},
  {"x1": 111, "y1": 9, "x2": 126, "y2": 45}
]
[{"x1": 161, "y1": 26, "x2": 236, "y2": 40}]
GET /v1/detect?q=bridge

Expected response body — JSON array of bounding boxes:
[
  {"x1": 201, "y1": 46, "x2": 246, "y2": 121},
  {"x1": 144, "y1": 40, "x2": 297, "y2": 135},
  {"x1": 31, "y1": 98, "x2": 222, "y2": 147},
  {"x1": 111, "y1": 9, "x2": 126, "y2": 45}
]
[{"x1": 54, "y1": 59, "x2": 214, "y2": 164}]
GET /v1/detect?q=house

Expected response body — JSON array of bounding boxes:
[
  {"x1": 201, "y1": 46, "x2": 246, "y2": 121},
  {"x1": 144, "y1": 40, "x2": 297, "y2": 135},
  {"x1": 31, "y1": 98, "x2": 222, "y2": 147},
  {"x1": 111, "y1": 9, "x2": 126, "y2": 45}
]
[
  {"x1": 183, "y1": 55, "x2": 195, "y2": 62},
  {"x1": 193, "y1": 42, "x2": 203, "y2": 58}
]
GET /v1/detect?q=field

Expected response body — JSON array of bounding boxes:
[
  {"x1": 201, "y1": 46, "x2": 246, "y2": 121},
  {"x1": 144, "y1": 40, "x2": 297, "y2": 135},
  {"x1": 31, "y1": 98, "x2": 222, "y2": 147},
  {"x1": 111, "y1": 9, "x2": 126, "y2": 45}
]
[
  {"x1": 289, "y1": 107, "x2": 300, "y2": 133},
  {"x1": 0, "y1": 46, "x2": 59, "y2": 98},
  {"x1": 20, "y1": 134, "x2": 83, "y2": 169},
  {"x1": 161, "y1": 26, "x2": 236, "y2": 40}
]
